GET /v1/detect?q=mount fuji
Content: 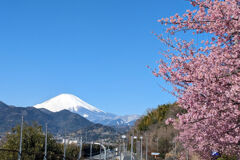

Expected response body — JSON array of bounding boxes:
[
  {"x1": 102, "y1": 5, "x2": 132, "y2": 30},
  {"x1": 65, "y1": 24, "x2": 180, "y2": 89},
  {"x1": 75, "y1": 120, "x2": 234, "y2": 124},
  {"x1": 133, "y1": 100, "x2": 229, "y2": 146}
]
[{"x1": 34, "y1": 94, "x2": 139, "y2": 126}]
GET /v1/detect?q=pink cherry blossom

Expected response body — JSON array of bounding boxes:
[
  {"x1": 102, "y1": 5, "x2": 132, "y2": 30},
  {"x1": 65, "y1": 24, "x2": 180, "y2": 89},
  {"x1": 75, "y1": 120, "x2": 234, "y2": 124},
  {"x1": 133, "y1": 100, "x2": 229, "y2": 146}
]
[{"x1": 154, "y1": 0, "x2": 240, "y2": 159}]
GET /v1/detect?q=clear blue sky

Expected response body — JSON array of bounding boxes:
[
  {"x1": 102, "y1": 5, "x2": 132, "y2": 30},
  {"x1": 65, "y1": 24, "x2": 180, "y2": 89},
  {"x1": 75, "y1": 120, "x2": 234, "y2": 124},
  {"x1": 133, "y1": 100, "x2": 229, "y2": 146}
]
[{"x1": 0, "y1": 0, "x2": 192, "y2": 115}]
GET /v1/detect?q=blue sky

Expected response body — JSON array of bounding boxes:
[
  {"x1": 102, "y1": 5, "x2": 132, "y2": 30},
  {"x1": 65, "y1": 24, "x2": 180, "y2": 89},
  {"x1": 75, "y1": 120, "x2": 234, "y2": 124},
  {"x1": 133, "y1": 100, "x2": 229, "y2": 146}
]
[{"x1": 0, "y1": 0, "x2": 192, "y2": 115}]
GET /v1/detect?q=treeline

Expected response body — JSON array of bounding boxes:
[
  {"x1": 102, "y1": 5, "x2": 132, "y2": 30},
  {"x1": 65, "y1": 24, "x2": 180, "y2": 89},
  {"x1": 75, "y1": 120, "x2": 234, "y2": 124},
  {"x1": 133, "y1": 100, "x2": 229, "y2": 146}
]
[
  {"x1": 0, "y1": 123, "x2": 104, "y2": 160},
  {"x1": 137, "y1": 103, "x2": 184, "y2": 131},
  {"x1": 128, "y1": 103, "x2": 185, "y2": 160},
  {"x1": 128, "y1": 103, "x2": 204, "y2": 160}
]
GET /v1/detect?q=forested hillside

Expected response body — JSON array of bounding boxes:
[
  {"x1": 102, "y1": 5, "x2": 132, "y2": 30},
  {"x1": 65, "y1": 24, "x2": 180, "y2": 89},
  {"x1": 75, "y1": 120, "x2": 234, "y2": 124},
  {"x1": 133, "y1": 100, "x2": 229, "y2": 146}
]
[{"x1": 128, "y1": 103, "x2": 186, "y2": 159}]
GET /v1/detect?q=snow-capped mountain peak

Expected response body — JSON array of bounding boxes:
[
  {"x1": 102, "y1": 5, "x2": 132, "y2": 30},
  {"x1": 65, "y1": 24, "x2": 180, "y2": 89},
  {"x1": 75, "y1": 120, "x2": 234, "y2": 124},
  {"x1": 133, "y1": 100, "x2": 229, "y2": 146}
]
[
  {"x1": 34, "y1": 93, "x2": 103, "y2": 113},
  {"x1": 34, "y1": 93, "x2": 140, "y2": 126}
]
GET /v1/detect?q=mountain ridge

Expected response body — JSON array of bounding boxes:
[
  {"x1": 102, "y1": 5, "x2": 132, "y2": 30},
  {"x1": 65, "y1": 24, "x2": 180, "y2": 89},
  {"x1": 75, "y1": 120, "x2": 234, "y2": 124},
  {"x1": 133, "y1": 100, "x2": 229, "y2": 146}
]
[
  {"x1": 0, "y1": 101, "x2": 93, "y2": 134},
  {"x1": 0, "y1": 101, "x2": 127, "y2": 141}
]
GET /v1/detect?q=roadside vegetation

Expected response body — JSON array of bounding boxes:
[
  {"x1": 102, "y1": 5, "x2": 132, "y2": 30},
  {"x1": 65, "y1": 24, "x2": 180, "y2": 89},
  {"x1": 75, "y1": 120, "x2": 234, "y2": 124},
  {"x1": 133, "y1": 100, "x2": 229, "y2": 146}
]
[
  {"x1": 0, "y1": 123, "x2": 102, "y2": 160},
  {"x1": 128, "y1": 103, "x2": 184, "y2": 159}
]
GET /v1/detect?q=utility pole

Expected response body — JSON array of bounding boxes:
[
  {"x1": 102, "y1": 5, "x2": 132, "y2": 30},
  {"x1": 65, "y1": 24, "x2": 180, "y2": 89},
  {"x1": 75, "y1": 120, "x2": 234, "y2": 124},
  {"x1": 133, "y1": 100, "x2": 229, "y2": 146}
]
[
  {"x1": 174, "y1": 140, "x2": 177, "y2": 158},
  {"x1": 99, "y1": 144, "x2": 101, "y2": 160},
  {"x1": 186, "y1": 150, "x2": 189, "y2": 160},
  {"x1": 130, "y1": 136, "x2": 133, "y2": 160},
  {"x1": 90, "y1": 142, "x2": 93, "y2": 160},
  {"x1": 77, "y1": 137, "x2": 82, "y2": 160},
  {"x1": 63, "y1": 139, "x2": 67, "y2": 160},
  {"x1": 120, "y1": 148, "x2": 122, "y2": 160},
  {"x1": 145, "y1": 135, "x2": 148, "y2": 160},
  {"x1": 106, "y1": 142, "x2": 108, "y2": 159},
  {"x1": 140, "y1": 136, "x2": 143, "y2": 160},
  {"x1": 18, "y1": 116, "x2": 23, "y2": 160},
  {"x1": 120, "y1": 141, "x2": 122, "y2": 160},
  {"x1": 102, "y1": 144, "x2": 106, "y2": 160},
  {"x1": 122, "y1": 137, "x2": 125, "y2": 154},
  {"x1": 43, "y1": 123, "x2": 48, "y2": 160},
  {"x1": 175, "y1": 134, "x2": 179, "y2": 158}
]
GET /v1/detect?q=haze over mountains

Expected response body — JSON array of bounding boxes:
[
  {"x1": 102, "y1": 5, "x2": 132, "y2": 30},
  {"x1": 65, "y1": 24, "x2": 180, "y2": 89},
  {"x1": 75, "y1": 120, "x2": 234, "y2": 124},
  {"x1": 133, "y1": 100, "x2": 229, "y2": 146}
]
[{"x1": 34, "y1": 94, "x2": 139, "y2": 126}]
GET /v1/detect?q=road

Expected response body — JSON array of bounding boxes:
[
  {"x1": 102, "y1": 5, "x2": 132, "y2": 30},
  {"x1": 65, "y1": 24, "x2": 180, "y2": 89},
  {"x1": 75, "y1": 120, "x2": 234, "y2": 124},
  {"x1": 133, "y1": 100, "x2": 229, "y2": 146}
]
[
  {"x1": 85, "y1": 150, "x2": 138, "y2": 160},
  {"x1": 122, "y1": 152, "x2": 138, "y2": 160},
  {"x1": 89, "y1": 149, "x2": 117, "y2": 160}
]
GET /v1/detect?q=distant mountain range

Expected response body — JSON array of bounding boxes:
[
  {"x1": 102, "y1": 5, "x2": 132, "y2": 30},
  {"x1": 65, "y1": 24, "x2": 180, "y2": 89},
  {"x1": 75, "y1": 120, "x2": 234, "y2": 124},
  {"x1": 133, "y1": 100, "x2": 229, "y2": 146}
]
[
  {"x1": 0, "y1": 101, "x2": 93, "y2": 134},
  {"x1": 34, "y1": 94, "x2": 139, "y2": 126},
  {"x1": 0, "y1": 101, "x2": 126, "y2": 141},
  {"x1": 0, "y1": 93, "x2": 139, "y2": 141}
]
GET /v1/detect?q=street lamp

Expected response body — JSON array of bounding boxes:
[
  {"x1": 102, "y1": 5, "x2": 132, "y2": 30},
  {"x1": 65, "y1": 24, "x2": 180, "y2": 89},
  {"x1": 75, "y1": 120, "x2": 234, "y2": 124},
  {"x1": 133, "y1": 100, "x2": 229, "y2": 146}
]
[
  {"x1": 133, "y1": 136, "x2": 138, "y2": 155},
  {"x1": 63, "y1": 139, "x2": 68, "y2": 160},
  {"x1": 121, "y1": 135, "x2": 126, "y2": 153},
  {"x1": 77, "y1": 137, "x2": 82, "y2": 160},
  {"x1": 18, "y1": 116, "x2": 23, "y2": 160},
  {"x1": 121, "y1": 135, "x2": 126, "y2": 139},
  {"x1": 140, "y1": 136, "x2": 143, "y2": 160},
  {"x1": 44, "y1": 123, "x2": 48, "y2": 160},
  {"x1": 130, "y1": 136, "x2": 133, "y2": 160},
  {"x1": 130, "y1": 136, "x2": 138, "y2": 160},
  {"x1": 145, "y1": 135, "x2": 148, "y2": 160}
]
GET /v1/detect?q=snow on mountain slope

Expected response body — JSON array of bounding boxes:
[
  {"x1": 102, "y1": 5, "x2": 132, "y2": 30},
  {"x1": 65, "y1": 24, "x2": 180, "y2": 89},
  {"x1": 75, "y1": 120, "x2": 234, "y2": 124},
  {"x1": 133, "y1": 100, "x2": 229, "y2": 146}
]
[
  {"x1": 115, "y1": 115, "x2": 140, "y2": 123},
  {"x1": 34, "y1": 93, "x2": 139, "y2": 126},
  {"x1": 34, "y1": 94, "x2": 103, "y2": 113}
]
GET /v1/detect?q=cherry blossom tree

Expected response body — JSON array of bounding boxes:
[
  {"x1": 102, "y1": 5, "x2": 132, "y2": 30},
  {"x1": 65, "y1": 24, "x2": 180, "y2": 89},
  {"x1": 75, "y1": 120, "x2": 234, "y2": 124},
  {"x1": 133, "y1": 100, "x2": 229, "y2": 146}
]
[{"x1": 152, "y1": 0, "x2": 240, "y2": 158}]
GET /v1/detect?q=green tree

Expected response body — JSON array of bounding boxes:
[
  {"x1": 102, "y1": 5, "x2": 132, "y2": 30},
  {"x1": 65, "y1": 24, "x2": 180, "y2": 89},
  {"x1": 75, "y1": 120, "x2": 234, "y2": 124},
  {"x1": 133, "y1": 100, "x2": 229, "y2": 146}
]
[{"x1": 0, "y1": 123, "x2": 63, "y2": 160}]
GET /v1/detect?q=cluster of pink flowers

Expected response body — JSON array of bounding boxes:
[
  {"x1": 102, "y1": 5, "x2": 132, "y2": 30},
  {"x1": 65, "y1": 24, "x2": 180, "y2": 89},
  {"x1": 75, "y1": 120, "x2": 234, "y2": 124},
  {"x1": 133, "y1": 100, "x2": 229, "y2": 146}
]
[{"x1": 154, "y1": 0, "x2": 240, "y2": 159}]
